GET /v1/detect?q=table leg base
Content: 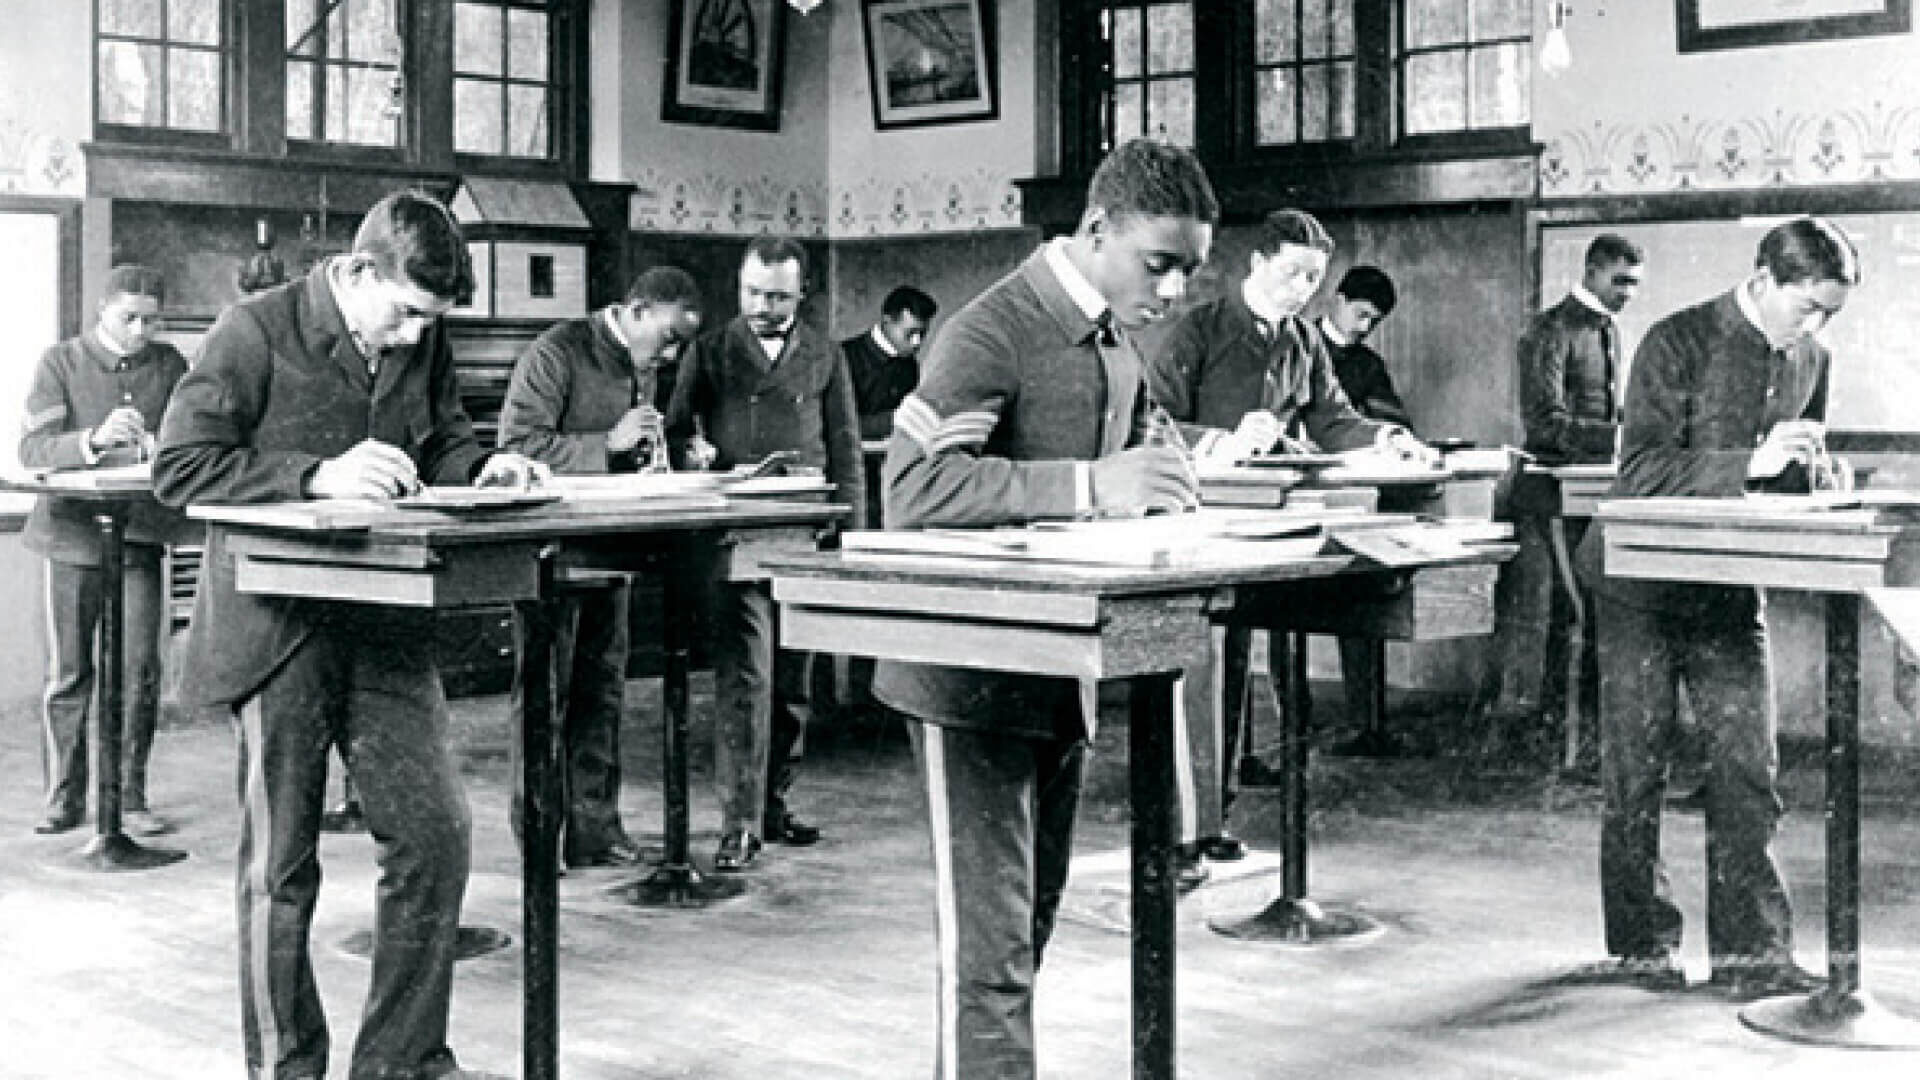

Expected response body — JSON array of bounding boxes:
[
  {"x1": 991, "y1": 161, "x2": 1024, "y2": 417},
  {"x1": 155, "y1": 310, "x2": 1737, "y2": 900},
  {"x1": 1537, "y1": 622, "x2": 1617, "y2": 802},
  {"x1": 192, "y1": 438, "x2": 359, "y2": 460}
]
[
  {"x1": 60, "y1": 831, "x2": 188, "y2": 872},
  {"x1": 336, "y1": 925, "x2": 513, "y2": 961},
  {"x1": 608, "y1": 863, "x2": 746, "y2": 908},
  {"x1": 1208, "y1": 896, "x2": 1383, "y2": 945},
  {"x1": 1741, "y1": 988, "x2": 1920, "y2": 1049}
]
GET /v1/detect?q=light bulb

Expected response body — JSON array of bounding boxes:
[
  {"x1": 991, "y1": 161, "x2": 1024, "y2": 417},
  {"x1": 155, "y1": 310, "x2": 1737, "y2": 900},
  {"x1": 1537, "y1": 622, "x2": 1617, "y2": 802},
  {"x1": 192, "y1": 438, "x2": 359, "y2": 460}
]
[
  {"x1": 788, "y1": 0, "x2": 824, "y2": 13},
  {"x1": 1540, "y1": 25, "x2": 1572, "y2": 76}
]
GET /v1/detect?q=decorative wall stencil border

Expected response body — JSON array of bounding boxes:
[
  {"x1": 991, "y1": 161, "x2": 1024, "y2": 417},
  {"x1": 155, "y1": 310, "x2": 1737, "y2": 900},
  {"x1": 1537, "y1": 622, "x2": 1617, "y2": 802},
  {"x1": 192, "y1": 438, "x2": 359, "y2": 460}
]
[
  {"x1": 0, "y1": 121, "x2": 82, "y2": 197},
  {"x1": 1539, "y1": 103, "x2": 1920, "y2": 195},
  {"x1": 627, "y1": 164, "x2": 1022, "y2": 237}
]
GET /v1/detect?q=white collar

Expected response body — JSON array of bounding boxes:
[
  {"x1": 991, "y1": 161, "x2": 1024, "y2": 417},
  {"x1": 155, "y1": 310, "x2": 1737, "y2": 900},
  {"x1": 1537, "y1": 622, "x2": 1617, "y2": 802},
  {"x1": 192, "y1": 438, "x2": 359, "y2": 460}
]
[
  {"x1": 1044, "y1": 237, "x2": 1110, "y2": 324},
  {"x1": 93, "y1": 326, "x2": 132, "y2": 357},
  {"x1": 1318, "y1": 315, "x2": 1350, "y2": 347},
  {"x1": 869, "y1": 324, "x2": 898, "y2": 357},
  {"x1": 1735, "y1": 278, "x2": 1772, "y2": 343},
  {"x1": 601, "y1": 306, "x2": 629, "y2": 349},
  {"x1": 1240, "y1": 279, "x2": 1289, "y2": 328},
  {"x1": 1571, "y1": 283, "x2": 1613, "y2": 318}
]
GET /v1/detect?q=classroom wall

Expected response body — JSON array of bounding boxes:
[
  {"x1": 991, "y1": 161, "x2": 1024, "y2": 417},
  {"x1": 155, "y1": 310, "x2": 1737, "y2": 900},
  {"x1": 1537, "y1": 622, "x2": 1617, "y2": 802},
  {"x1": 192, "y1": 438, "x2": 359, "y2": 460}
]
[
  {"x1": 1532, "y1": 4, "x2": 1920, "y2": 197},
  {"x1": 0, "y1": 0, "x2": 89, "y2": 199}
]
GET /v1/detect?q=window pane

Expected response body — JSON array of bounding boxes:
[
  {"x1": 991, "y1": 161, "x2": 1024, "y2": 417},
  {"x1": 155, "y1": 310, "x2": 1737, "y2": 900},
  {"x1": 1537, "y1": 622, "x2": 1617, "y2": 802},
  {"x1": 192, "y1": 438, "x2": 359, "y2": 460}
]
[
  {"x1": 343, "y1": 65, "x2": 398, "y2": 144},
  {"x1": 1405, "y1": 0, "x2": 1464, "y2": 48},
  {"x1": 347, "y1": 0, "x2": 401, "y2": 65},
  {"x1": 100, "y1": 0, "x2": 163, "y2": 38},
  {"x1": 1112, "y1": 8, "x2": 1142, "y2": 80},
  {"x1": 1301, "y1": 0, "x2": 1331, "y2": 60},
  {"x1": 1255, "y1": 0, "x2": 1296, "y2": 64},
  {"x1": 1469, "y1": 42, "x2": 1529, "y2": 127},
  {"x1": 508, "y1": 8, "x2": 548, "y2": 80},
  {"x1": 1473, "y1": 0, "x2": 1529, "y2": 39},
  {"x1": 455, "y1": 2, "x2": 503, "y2": 75},
  {"x1": 1330, "y1": 0, "x2": 1354, "y2": 55},
  {"x1": 286, "y1": 58, "x2": 314, "y2": 138},
  {"x1": 508, "y1": 84, "x2": 548, "y2": 157},
  {"x1": 1114, "y1": 81, "x2": 1143, "y2": 144},
  {"x1": 98, "y1": 40, "x2": 163, "y2": 125},
  {"x1": 454, "y1": 78, "x2": 502, "y2": 153},
  {"x1": 1330, "y1": 58, "x2": 1355, "y2": 138},
  {"x1": 167, "y1": 47, "x2": 222, "y2": 130},
  {"x1": 286, "y1": 0, "x2": 315, "y2": 50},
  {"x1": 1301, "y1": 65, "x2": 1328, "y2": 140},
  {"x1": 1148, "y1": 77, "x2": 1194, "y2": 146},
  {"x1": 169, "y1": 0, "x2": 222, "y2": 46},
  {"x1": 1255, "y1": 66, "x2": 1297, "y2": 145},
  {"x1": 1404, "y1": 50, "x2": 1465, "y2": 133},
  {"x1": 1146, "y1": 3, "x2": 1192, "y2": 74},
  {"x1": 326, "y1": 63, "x2": 347, "y2": 137}
]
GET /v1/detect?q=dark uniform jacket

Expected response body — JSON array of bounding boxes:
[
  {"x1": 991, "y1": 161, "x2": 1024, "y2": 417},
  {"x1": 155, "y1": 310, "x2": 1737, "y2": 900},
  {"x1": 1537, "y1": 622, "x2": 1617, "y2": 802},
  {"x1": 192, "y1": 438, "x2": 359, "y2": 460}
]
[
  {"x1": 873, "y1": 245, "x2": 1152, "y2": 736},
  {"x1": 153, "y1": 264, "x2": 489, "y2": 707},
  {"x1": 842, "y1": 329, "x2": 918, "y2": 440},
  {"x1": 665, "y1": 316, "x2": 866, "y2": 529},
  {"x1": 1582, "y1": 289, "x2": 1828, "y2": 612},
  {"x1": 1148, "y1": 292, "x2": 1381, "y2": 453},
  {"x1": 18, "y1": 334, "x2": 191, "y2": 563},
  {"x1": 1518, "y1": 295, "x2": 1620, "y2": 465},
  {"x1": 497, "y1": 312, "x2": 671, "y2": 473},
  {"x1": 1317, "y1": 324, "x2": 1413, "y2": 429}
]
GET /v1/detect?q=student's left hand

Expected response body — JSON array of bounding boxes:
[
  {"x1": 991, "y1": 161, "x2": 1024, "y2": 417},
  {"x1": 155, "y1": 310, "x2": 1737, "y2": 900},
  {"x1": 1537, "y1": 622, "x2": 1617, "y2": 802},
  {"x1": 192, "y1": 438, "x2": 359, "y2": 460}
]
[
  {"x1": 1376, "y1": 426, "x2": 1439, "y2": 468},
  {"x1": 475, "y1": 452, "x2": 552, "y2": 490}
]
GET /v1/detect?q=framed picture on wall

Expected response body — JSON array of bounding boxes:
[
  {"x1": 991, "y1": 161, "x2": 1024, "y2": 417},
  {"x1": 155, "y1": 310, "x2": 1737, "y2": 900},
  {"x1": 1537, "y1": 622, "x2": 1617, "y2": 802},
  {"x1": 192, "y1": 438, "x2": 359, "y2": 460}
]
[
  {"x1": 1677, "y1": 0, "x2": 1911, "y2": 52},
  {"x1": 861, "y1": 0, "x2": 998, "y2": 130},
  {"x1": 662, "y1": 0, "x2": 787, "y2": 131}
]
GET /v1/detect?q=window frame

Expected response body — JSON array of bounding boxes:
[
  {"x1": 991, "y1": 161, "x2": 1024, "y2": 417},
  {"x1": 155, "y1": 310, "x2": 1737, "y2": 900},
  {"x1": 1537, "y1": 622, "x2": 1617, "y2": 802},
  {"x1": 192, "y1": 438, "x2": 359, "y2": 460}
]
[
  {"x1": 1248, "y1": 0, "x2": 1360, "y2": 153},
  {"x1": 1393, "y1": 0, "x2": 1533, "y2": 154},
  {"x1": 282, "y1": 0, "x2": 414, "y2": 159},
  {"x1": 450, "y1": 0, "x2": 584, "y2": 177},
  {"x1": 93, "y1": 0, "x2": 237, "y2": 150}
]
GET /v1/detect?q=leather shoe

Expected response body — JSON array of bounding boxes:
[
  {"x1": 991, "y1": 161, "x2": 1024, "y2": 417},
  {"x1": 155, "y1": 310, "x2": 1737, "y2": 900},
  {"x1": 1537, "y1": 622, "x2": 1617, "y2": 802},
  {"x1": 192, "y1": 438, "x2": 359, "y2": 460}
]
[
  {"x1": 1196, "y1": 831, "x2": 1248, "y2": 862},
  {"x1": 1174, "y1": 844, "x2": 1211, "y2": 892},
  {"x1": 120, "y1": 808, "x2": 175, "y2": 837},
  {"x1": 567, "y1": 838, "x2": 648, "y2": 870},
  {"x1": 714, "y1": 830, "x2": 762, "y2": 873},
  {"x1": 34, "y1": 807, "x2": 83, "y2": 835},
  {"x1": 1560, "y1": 952, "x2": 1687, "y2": 992},
  {"x1": 765, "y1": 811, "x2": 821, "y2": 846},
  {"x1": 1708, "y1": 961, "x2": 1824, "y2": 1002},
  {"x1": 320, "y1": 797, "x2": 367, "y2": 833}
]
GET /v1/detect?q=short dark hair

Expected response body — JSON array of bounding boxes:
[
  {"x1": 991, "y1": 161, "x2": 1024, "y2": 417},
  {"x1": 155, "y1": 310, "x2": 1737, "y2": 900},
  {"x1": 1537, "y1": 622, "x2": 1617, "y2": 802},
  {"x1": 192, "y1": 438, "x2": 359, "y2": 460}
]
[
  {"x1": 743, "y1": 235, "x2": 810, "y2": 286},
  {"x1": 1335, "y1": 265, "x2": 1397, "y2": 315},
  {"x1": 1085, "y1": 138, "x2": 1220, "y2": 226},
  {"x1": 881, "y1": 285, "x2": 937, "y2": 322},
  {"x1": 625, "y1": 265, "x2": 702, "y2": 309},
  {"x1": 1756, "y1": 216, "x2": 1861, "y2": 287},
  {"x1": 103, "y1": 264, "x2": 165, "y2": 304},
  {"x1": 353, "y1": 190, "x2": 474, "y2": 302},
  {"x1": 1253, "y1": 209, "x2": 1333, "y2": 257},
  {"x1": 1585, "y1": 233, "x2": 1644, "y2": 270}
]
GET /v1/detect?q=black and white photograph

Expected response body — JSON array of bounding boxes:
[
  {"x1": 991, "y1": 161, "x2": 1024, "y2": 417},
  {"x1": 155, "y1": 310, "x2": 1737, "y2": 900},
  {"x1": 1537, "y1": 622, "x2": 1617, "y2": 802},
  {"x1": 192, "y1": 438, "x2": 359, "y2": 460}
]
[{"x1": 9, "y1": 2, "x2": 1920, "y2": 1078}]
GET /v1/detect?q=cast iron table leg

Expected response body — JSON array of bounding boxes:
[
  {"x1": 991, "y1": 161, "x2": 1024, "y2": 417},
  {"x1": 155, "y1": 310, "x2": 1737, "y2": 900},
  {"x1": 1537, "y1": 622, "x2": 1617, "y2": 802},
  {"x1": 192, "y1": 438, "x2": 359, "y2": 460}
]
[
  {"x1": 64, "y1": 506, "x2": 185, "y2": 871},
  {"x1": 1130, "y1": 670, "x2": 1178, "y2": 1080},
  {"x1": 522, "y1": 546, "x2": 561, "y2": 1080},
  {"x1": 611, "y1": 540, "x2": 744, "y2": 907},
  {"x1": 1741, "y1": 590, "x2": 1920, "y2": 1047},
  {"x1": 1211, "y1": 632, "x2": 1380, "y2": 943}
]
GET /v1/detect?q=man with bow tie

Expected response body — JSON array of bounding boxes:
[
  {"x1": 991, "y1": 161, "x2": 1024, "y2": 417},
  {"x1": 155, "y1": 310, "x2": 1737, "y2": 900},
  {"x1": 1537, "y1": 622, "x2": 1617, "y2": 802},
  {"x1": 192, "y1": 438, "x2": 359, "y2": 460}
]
[{"x1": 666, "y1": 236, "x2": 865, "y2": 871}]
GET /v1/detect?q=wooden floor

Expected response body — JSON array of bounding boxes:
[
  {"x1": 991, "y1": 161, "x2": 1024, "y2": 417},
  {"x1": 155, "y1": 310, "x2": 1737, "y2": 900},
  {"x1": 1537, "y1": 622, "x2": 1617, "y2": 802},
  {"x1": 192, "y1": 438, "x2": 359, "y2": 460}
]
[{"x1": 6, "y1": 680, "x2": 1920, "y2": 1079}]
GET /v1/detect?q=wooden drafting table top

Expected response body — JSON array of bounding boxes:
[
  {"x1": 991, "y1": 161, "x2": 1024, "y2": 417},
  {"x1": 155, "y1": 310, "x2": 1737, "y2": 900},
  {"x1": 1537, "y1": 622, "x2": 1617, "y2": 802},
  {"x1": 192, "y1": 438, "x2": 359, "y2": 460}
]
[
  {"x1": 1, "y1": 464, "x2": 158, "y2": 501},
  {"x1": 1597, "y1": 493, "x2": 1920, "y2": 534}
]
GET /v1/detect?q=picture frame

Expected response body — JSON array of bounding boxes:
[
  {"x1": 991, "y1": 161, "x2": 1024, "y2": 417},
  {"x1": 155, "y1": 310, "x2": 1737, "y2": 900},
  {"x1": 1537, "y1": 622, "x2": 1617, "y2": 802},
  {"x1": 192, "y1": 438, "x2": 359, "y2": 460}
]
[
  {"x1": 861, "y1": 0, "x2": 998, "y2": 130},
  {"x1": 1677, "y1": 0, "x2": 1911, "y2": 52},
  {"x1": 662, "y1": 0, "x2": 787, "y2": 132}
]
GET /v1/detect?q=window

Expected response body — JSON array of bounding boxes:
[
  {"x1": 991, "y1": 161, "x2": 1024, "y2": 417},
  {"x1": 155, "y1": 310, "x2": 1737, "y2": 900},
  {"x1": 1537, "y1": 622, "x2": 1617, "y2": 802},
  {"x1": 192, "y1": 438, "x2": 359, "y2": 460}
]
[
  {"x1": 453, "y1": 0, "x2": 553, "y2": 159},
  {"x1": 1254, "y1": 0, "x2": 1356, "y2": 147},
  {"x1": 1399, "y1": 0, "x2": 1529, "y2": 137},
  {"x1": 1105, "y1": 2, "x2": 1195, "y2": 149},
  {"x1": 96, "y1": 0, "x2": 228, "y2": 135},
  {"x1": 286, "y1": 0, "x2": 406, "y2": 148}
]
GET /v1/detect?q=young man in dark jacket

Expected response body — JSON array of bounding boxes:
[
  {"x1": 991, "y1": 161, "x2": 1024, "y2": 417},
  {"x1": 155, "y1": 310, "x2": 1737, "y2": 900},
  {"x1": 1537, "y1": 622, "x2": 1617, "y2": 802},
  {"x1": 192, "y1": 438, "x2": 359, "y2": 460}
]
[
  {"x1": 497, "y1": 266, "x2": 704, "y2": 869},
  {"x1": 19, "y1": 264, "x2": 189, "y2": 838},
  {"x1": 666, "y1": 236, "x2": 864, "y2": 871},
  {"x1": 154, "y1": 191, "x2": 545, "y2": 1080},
  {"x1": 876, "y1": 139, "x2": 1212, "y2": 1079},
  {"x1": 841, "y1": 284, "x2": 937, "y2": 440}
]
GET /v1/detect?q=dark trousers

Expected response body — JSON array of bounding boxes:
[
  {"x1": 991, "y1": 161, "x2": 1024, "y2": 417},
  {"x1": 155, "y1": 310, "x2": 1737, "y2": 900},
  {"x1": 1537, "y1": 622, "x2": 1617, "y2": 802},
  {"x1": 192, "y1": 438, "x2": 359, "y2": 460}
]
[
  {"x1": 232, "y1": 623, "x2": 470, "y2": 1080},
  {"x1": 1493, "y1": 513, "x2": 1598, "y2": 718},
  {"x1": 710, "y1": 580, "x2": 808, "y2": 835},
  {"x1": 40, "y1": 546, "x2": 166, "y2": 816},
  {"x1": 509, "y1": 583, "x2": 632, "y2": 862},
  {"x1": 1595, "y1": 591, "x2": 1794, "y2": 969},
  {"x1": 908, "y1": 719, "x2": 1087, "y2": 1080}
]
